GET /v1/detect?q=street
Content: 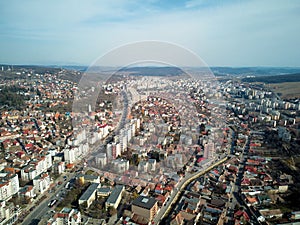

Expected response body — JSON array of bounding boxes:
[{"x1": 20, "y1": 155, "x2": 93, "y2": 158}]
[
  {"x1": 152, "y1": 156, "x2": 229, "y2": 225},
  {"x1": 22, "y1": 172, "x2": 75, "y2": 225}
]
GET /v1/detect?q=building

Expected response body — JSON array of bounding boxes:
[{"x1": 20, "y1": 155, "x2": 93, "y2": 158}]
[
  {"x1": 77, "y1": 174, "x2": 100, "y2": 184},
  {"x1": 19, "y1": 185, "x2": 36, "y2": 201},
  {"x1": 64, "y1": 148, "x2": 76, "y2": 164},
  {"x1": 95, "y1": 153, "x2": 107, "y2": 168},
  {"x1": 132, "y1": 196, "x2": 158, "y2": 223},
  {"x1": 138, "y1": 161, "x2": 148, "y2": 173},
  {"x1": 148, "y1": 159, "x2": 157, "y2": 171},
  {"x1": 204, "y1": 141, "x2": 214, "y2": 159},
  {"x1": 50, "y1": 207, "x2": 81, "y2": 225},
  {"x1": 21, "y1": 156, "x2": 51, "y2": 181},
  {"x1": 53, "y1": 162, "x2": 65, "y2": 174},
  {"x1": 78, "y1": 183, "x2": 101, "y2": 208},
  {"x1": 0, "y1": 172, "x2": 19, "y2": 201},
  {"x1": 97, "y1": 187, "x2": 111, "y2": 197},
  {"x1": 278, "y1": 126, "x2": 291, "y2": 142},
  {"x1": 106, "y1": 143, "x2": 113, "y2": 160},
  {"x1": 0, "y1": 201, "x2": 18, "y2": 225},
  {"x1": 112, "y1": 159, "x2": 129, "y2": 173},
  {"x1": 259, "y1": 209, "x2": 283, "y2": 220},
  {"x1": 33, "y1": 173, "x2": 51, "y2": 194},
  {"x1": 105, "y1": 185, "x2": 124, "y2": 209}
]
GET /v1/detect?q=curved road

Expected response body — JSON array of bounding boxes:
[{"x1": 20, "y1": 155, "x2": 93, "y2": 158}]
[{"x1": 152, "y1": 156, "x2": 229, "y2": 225}]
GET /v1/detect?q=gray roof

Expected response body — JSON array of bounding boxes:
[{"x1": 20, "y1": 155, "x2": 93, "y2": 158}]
[
  {"x1": 97, "y1": 187, "x2": 111, "y2": 193},
  {"x1": 132, "y1": 196, "x2": 157, "y2": 210},
  {"x1": 106, "y1": 185, "x2": 124, "y2": 204},
  {"x1": 79, "y1": 183, "x2": 100, "y2": 201},
  {"x1": 84, "y1": 174, "x2": 99, "y2": 180}
]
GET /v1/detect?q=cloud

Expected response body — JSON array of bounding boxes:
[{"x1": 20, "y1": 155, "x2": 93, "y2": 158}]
[{"x1": 0, "y1": 0, "x2": 299, "y2": 66}]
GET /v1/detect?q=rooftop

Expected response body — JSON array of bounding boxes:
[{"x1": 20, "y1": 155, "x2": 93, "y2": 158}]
[
  {"x1": 106, "y1": 185, "x2": 124, "y2": 204},
  {"x1": 98, "y1": 187, "x2": 111, "y2": 193},
  {"x1": 132, "y1": 195, "x2": 157, "y2": 210},
  {"x1": 79, "y1": 183, "x2": 100, "y2": 201},
  {"x1": 61, "y1": 207, "x2": 72, "y2": 214}
]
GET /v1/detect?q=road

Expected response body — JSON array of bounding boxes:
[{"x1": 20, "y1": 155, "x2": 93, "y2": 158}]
[
  {"x1": 231, "y1": 135, "x2": 261, "y2": 225},
  {"x1": 128, "y1": 87, "x2": 147, "y2": 103},
  {"x1": 22, "y1": 172, "x2": 74, "y2": 225},
  {"x1": 23, "y1": 90, "x2": 130, "y2": 224},
  {"x1": 152, "y1": 156, "x2": 229, "y2": 225},
  {"x1": 86, "y1": 90, "x2": 129, "y2": 162}
]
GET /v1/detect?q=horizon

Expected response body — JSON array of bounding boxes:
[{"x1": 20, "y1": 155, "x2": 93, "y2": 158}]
[{"x1": 1, "y1": 64, "x2": 300, "y2": 69}]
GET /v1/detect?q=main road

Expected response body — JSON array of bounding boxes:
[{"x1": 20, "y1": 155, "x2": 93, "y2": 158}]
[
  {"x1": 23, "y1": 89, "x2": 130, "y2": 224},
  {"x1": 22, "y1": 172, "x2": 74, "y2": 225}
]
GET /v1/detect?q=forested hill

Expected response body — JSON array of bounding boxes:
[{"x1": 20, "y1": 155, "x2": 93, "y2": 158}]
[{"x1": 241, "y1": 73, "x2": 300, "y2": 83}]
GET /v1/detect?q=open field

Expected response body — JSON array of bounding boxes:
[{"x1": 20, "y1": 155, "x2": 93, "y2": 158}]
[{"x1": 269, "y1": 82, "x2": 300, "y2": 99}]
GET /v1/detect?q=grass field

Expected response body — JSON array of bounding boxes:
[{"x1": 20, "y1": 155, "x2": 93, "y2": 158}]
[{"x1": 269, "y1": 82, "x2": 300, "y2": 99}]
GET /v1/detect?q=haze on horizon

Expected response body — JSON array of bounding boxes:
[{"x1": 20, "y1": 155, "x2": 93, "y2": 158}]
[{"x1": 0, "y1": 0, "x2": 299, "y2": 67}]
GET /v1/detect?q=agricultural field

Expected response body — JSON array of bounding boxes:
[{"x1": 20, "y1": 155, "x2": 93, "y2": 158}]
[{"x1": 269, "y1": 82, "x2": 300, "y2": 99}]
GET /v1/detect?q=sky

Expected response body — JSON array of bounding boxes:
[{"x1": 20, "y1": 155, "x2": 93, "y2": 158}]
[{"x1": 0, "y1": 0, "x2": 299, "y2": 67}]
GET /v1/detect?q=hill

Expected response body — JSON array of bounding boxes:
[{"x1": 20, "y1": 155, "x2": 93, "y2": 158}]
[
  {"x1": 119, "y1": 66, "x2": 186, "y2": 76},
  {"x1": 241, "y1": 73, "x2": 300, "y2": 83}
]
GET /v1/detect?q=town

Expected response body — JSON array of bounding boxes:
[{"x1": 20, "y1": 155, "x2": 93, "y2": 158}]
[{"x1": 0, "y1": 66, "x2": 299, "y2": 225}]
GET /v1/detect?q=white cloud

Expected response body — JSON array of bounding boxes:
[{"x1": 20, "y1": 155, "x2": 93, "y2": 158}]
[{"x1": 0, "y1": 0, "x2": 299, "y2": 66}]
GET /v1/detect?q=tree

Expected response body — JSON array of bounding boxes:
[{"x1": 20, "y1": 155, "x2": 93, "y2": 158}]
[
  {"x1": 199, "y1": 123, "x2": 206, "y2": 133},
  {"x1": 132, "y1": 191, "x2": 139, "y2": 200},
  {"x1": 95, "y1": 202, "x2": 103, "y2": 210},
  {"x1": 108, "y1": 206, "x2": 117, "y2": 216},
  {"x1": 0, "y1": 142, "x2": 4, "y2": 152},
  {"x1": 79, "y1": 202, "x2": 88, "y2": 213}
]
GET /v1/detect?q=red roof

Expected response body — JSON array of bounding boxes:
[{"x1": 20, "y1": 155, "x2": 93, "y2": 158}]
[
  {"x1": 155, "y1": 184, "x2": 163, "y2": 190},
  {"x1": 197, "y1": 157, "x2": 205, "y2": 163},
  {"x1": 25, "y1": 143, "x2": 33, "y2": 149},
  {"x1": 213, "y1": 169, "x2": 219, "y2": 174},
  {"x1": 55, "y1": 213, "x2": 68, "y2": 218},
  {"x1": 155, "y1": 194, "x2": 166, "y2": 203},
  {"x1": 0, "y1": 182, "x2": 9, "y2": 188},
  {"x1": 164, "y1": 185, "x2": 173, "y2": 191},
  {"x1": 234, "y1": 210, "x2": 244, "y2": 217},
  {"x1": 66, "y1": 163, "x2": 74, "y2": 169},
  {"x1": 98, "y1": 123, "x2": 108, "y2": 128},
  {"x1": 16, "y1": 151, "x2": 25, "y2": 158},
  {"x1": 241, "y1": 178, "x2": 250, "y2": 185}
]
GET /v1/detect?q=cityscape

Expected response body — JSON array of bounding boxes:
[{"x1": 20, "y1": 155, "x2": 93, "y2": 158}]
[
  {"x1": 0, "y1": 65, "x2": 299, "y2": 225},
  {"x1": 0, "y1": 1, "x2": 300, "y2": 225}
]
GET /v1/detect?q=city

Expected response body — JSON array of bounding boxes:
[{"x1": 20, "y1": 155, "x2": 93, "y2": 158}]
[{"x1": 0, "y1": 65, "x2": 299, "y2": 225}]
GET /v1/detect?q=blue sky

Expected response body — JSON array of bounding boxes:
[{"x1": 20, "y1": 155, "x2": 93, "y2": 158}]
[{"x1": 0, "y1": 0, "x2": 299, "y2": 66}]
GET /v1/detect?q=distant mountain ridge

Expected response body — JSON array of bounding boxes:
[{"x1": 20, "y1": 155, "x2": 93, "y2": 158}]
[
  {"x1": 241, "y1": 73, "x2": 300, "y2": 83},
  {"x1": 211, "y1": 67, "x2": 300, "y2": 77},
  {"x1": 1, "y1": 64, "x2": 300, "y2": 81},
  {"x1": 118, "y1": 66, "x2": 186, "y2": 76}
]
